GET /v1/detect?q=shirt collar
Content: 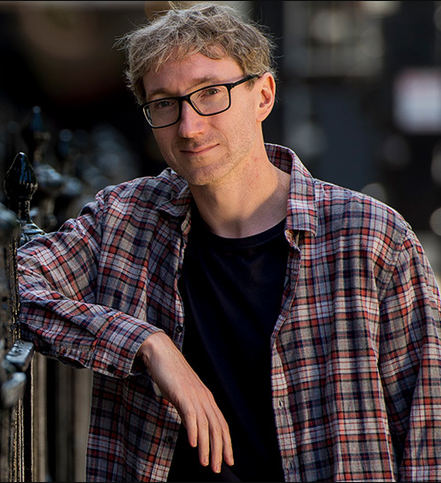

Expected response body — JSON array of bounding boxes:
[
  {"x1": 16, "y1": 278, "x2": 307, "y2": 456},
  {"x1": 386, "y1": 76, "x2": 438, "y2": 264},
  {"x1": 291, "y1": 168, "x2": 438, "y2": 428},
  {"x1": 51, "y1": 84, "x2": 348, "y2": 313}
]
[
  {"x1": 159, "y1": 143, "x2": 318, "y2": 237},
  {"x1": 265, "y1": 143, "x2": 318, "y2": 236}
]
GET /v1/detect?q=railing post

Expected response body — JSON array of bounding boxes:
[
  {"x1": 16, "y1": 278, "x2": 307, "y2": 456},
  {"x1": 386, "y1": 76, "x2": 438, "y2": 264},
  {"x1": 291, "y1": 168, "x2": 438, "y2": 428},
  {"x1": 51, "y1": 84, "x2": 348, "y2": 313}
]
[
  {"x1": 3, "y1": 152, "x2": 45, "y2": 245},
  {"x1": 0, "y1": 201, "x2": 22, "y2": 482},
  {"x1": 4, "y1": 151, "x2": 47, "y2": 482}
]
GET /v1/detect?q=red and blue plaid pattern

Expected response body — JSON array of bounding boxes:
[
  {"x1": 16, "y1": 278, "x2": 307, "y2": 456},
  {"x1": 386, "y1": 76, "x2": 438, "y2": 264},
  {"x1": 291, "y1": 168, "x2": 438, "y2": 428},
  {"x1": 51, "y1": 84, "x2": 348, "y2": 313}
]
[{"x1": 18, "y1": 144, "x2": 441, "y2": 481}]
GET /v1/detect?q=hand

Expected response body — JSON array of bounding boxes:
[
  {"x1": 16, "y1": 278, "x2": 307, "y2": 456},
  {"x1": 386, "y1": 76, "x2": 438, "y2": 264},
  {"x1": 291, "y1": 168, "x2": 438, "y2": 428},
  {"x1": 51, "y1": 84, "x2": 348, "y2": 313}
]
[{"x1": 137, "y1": 332, "x2": 234, "y2": 473}]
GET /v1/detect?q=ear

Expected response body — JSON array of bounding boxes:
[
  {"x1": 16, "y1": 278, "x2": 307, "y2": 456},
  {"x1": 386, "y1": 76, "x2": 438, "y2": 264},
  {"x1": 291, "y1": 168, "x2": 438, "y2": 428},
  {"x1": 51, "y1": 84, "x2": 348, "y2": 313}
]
[{"x1": 256, "y1": 73, "x2": 276, "y2": 123}]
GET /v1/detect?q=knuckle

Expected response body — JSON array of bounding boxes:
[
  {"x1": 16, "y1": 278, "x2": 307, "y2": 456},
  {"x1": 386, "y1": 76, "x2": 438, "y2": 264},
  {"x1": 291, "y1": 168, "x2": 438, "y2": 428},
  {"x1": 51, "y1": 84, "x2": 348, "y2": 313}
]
[
  {"x1": 211, "y1": 424, "x2": 223, "y2": 437},
  {"x1": 185, "y1": 407, "x2": 197, "y2": 420},
  {"x1": 199, "y1": 417, "x2": 210, "y2": 431}
]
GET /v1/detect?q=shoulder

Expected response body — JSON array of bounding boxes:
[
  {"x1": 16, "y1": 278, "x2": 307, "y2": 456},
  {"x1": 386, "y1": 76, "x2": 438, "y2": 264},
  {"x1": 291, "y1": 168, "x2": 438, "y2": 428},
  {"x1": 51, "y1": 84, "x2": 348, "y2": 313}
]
[
  {"x1": 74, "y1": 168, "x2": 190, "y2": 228},
  {"x1": 314, "y1": 179, "x2": 412, "y2": 253},
  {"x1": 317, "y1": 179, "x2": 409, "y2": 228},
  {"x1": 98, "y1": 168, "x2": 187, "y2": 208}
]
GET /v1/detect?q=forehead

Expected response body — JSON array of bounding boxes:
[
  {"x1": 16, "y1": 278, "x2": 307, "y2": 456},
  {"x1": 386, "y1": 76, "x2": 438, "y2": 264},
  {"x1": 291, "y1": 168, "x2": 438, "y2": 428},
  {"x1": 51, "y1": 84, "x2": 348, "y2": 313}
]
[{"x1": 143, "y1": 53, "x2": 243, "y2": 99}]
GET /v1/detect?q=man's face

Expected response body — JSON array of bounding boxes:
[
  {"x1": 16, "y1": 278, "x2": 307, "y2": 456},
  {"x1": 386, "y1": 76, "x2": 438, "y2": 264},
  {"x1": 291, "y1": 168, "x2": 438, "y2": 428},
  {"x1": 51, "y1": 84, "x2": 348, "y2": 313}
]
[{"x1": 142, "y1": 53, "x2": 265, "y2": 189}]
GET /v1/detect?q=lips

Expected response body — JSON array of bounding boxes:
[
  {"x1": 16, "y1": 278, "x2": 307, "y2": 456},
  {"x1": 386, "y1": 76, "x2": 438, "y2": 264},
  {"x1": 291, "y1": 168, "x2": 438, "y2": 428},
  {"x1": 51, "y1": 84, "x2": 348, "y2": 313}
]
[{"x1": 181, "y1": 144, "x2": 217, "y2": 155}]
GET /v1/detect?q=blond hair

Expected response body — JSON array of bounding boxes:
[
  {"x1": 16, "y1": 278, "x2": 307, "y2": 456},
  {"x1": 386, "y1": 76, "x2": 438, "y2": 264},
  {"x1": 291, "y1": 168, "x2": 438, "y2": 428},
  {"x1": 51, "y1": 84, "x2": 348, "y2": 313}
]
[{"x1": 116, "y1": 2, "x2": 277, "y2": 104}]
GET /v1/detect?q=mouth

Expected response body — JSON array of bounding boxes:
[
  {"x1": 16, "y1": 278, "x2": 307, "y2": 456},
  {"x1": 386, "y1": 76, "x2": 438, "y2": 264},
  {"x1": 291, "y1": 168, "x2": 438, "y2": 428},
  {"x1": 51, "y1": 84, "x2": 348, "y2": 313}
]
[{"x1": 180, "y1": 144, "x2": 217, "y2": 156}]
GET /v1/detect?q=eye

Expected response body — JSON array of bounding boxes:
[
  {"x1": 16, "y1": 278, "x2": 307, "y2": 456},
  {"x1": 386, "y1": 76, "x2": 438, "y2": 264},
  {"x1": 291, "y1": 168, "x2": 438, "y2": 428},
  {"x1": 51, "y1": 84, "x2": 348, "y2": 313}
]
[
  {"x1": 151, "y1": 99, "x2": 176, "y2": 110},
  {"x1": 201, "y1": 86, "x2": 222, "y2": 97}
]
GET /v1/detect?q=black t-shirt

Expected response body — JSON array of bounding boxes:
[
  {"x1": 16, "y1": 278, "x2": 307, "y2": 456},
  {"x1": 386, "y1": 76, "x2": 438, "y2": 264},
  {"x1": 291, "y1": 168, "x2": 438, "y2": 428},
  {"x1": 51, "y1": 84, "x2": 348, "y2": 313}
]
[{"x1": 167, "y1": 209, "x2": 288, "y2": 482}]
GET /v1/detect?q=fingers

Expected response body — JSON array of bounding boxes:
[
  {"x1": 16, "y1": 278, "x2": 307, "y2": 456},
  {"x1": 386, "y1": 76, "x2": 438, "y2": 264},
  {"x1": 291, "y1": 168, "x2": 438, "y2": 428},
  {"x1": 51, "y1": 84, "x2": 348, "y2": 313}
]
[
  {"x1": 222, "y1": 425, "x2": 235, "y2": 467},
  {"x1": 196, "y1": 415, "x2": 211, "y2": 469},
  {"x1": 207, "y1": 416, "x2": 234, "y2": 473},
  {"x1": 182, "y1": 391, "x2": 234, "y2": 473},
  {"x1": 207, "y1": 409, "x2": 234, "y2": 473}
]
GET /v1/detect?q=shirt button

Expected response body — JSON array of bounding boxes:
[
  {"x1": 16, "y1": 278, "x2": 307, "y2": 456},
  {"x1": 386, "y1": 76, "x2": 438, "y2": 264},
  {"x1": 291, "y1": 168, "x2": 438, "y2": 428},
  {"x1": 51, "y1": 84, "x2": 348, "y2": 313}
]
[
  {"x1": 165, "y1": 435, "x2": 174, "y2": 444},
  {"x1": 107, "y1": 364, "x2": 117, "y2": 373},
  {"x1": 175, "y1": 325, "x2": 183, "y2": 333}
]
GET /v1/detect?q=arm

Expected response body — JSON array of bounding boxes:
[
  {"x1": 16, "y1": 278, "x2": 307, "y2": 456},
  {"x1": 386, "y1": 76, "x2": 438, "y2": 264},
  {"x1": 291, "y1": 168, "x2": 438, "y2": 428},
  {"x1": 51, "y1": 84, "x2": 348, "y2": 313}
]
[
  {"x1": 17, "y1": 192, "x2": 160, "y2": 378},
  {"x1": 137, "y1": 332, "x2": 234, "y2": 474},
  {"x1": 378, "y1": 229, "x2": 441, "y2": 480},
  {"x1": 18, "y1": 185, "x2": 233, "y2": 472}
]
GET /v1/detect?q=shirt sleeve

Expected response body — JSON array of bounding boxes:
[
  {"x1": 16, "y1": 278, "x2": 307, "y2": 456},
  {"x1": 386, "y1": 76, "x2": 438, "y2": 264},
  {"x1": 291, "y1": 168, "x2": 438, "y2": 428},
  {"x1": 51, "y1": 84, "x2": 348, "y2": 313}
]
[
  {"x1": 378, "y1": 226, "x2": 441, "y2": 480},
  {"x1": 17, "y1": 191, "x2": 163, "y2": 379}
]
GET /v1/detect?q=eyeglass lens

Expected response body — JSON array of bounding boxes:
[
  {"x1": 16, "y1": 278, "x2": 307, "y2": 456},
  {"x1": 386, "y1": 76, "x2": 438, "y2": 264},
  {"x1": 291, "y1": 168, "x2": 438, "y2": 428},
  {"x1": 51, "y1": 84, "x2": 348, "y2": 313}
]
[{"x1": 145, "y1": 85, "x2": 231, "y2": 128}]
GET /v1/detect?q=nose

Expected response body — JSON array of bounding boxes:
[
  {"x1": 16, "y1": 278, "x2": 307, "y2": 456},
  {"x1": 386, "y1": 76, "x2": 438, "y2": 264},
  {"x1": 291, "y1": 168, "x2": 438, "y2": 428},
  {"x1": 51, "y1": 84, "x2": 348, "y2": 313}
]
[{"x1": 177, "y1": 100, "x2": 205, "y2": 138}]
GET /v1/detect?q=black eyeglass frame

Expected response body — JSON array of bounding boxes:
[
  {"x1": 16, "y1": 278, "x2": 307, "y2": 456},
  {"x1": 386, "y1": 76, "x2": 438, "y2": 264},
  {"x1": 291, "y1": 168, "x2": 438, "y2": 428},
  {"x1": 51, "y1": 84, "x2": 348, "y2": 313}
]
[{"x1": 141, "y1": 74, "x2": 259, "y2": 129}]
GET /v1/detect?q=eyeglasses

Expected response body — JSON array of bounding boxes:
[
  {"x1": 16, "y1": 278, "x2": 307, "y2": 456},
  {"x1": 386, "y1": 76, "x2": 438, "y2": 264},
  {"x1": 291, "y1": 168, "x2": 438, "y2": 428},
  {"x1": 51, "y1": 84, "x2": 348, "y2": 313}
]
[{"x1": 142, "y1": 74, "x2": 258, "y2": 129}]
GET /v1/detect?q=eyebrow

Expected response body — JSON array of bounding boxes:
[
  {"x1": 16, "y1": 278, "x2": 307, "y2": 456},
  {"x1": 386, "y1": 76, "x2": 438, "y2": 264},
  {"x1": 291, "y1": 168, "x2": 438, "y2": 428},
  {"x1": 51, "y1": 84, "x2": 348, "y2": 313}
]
[{"x1": 146, "y1": 75, "x2": 226, "y2": 100}]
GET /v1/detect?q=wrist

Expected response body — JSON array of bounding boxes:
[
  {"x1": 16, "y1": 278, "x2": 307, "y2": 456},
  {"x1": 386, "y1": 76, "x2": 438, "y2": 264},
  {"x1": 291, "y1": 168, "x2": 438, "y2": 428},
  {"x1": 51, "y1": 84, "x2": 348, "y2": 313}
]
[{"x1": 136, "y1": 331, "x2": 166, "y2": 369}]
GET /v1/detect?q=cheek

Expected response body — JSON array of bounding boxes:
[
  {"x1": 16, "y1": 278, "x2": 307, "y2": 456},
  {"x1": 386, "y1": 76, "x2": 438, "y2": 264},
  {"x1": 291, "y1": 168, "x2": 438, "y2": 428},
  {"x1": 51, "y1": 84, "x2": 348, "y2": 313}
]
[
  {"x1": 232, "y1": 99, "x2": 259, "y2": 135},
  {"x1": 153, "y1": 132, "x2": 175, "y2": 162},
  {"x1": 227, "y1": 107, "x2": 258, "y2": 146}
]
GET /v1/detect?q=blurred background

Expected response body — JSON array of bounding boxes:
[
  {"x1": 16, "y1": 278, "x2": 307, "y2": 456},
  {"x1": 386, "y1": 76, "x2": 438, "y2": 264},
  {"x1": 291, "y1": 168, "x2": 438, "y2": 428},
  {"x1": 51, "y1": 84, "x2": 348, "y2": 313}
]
[
  {"x1": 1, "y1": 0, "x2": 441, "y2": 278},
  {"x1": 0, "y1": 3, "x2": 440, "y2": 481}
]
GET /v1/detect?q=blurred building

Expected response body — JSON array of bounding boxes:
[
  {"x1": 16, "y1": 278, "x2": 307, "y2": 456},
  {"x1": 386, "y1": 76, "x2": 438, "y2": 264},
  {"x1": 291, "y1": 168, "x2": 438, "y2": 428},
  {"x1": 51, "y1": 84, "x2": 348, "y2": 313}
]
[{"x1": 254, "y1": 1, "x2": 441, "y2": 275}]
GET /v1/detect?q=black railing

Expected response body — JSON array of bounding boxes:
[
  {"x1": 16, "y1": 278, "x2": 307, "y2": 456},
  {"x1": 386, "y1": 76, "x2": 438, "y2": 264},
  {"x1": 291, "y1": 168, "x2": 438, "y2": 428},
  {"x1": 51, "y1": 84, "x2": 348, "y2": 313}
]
[{"x1": 0, "y1": 106, "x2": 95, "y2": 482}]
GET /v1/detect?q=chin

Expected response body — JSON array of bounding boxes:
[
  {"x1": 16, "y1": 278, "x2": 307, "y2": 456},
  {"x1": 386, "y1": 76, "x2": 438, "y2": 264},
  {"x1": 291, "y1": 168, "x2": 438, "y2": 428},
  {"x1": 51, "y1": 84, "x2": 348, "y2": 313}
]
[{"x1": 180, "y1": 164, "x2": 221, "y2": 186}]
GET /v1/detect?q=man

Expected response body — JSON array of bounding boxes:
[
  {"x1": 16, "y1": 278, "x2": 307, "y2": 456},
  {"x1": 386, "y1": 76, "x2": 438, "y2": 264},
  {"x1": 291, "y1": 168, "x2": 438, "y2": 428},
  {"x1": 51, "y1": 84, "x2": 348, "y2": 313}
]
[{"x1": 17, "y1": 2, "x2": 441, "y2": 482}]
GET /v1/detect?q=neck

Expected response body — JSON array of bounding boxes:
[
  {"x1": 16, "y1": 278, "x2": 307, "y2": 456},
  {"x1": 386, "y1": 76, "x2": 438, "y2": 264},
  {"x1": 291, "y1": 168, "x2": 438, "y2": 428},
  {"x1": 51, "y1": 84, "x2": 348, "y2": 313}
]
[{"x1": 190, "y1": 158, "x2": 290, "y2": 238}]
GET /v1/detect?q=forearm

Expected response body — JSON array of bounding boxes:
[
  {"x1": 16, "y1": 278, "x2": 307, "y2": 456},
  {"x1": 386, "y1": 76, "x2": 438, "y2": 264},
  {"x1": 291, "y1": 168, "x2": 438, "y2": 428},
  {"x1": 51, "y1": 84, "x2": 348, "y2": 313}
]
[
  {"x1": 137, "y1": 331, "x2": 234, "y2": 474},
  {"x1": 18, "y1": 274, "x2": 160, "y2": 378}
]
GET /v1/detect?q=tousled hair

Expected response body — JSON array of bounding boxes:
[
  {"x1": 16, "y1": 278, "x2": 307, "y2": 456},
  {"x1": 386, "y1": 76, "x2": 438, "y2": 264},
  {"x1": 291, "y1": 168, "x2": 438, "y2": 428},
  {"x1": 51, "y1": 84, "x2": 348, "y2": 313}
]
[{"x1": 115, "y1": 2, "x2": 277, "y2": 104}]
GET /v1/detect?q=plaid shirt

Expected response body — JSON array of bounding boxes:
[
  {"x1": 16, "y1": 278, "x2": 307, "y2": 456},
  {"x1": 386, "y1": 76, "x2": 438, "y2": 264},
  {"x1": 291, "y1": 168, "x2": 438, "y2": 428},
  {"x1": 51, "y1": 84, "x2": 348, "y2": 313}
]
[{"x1": 17, "y1": 144, "x2": 441, "y2": 482}]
